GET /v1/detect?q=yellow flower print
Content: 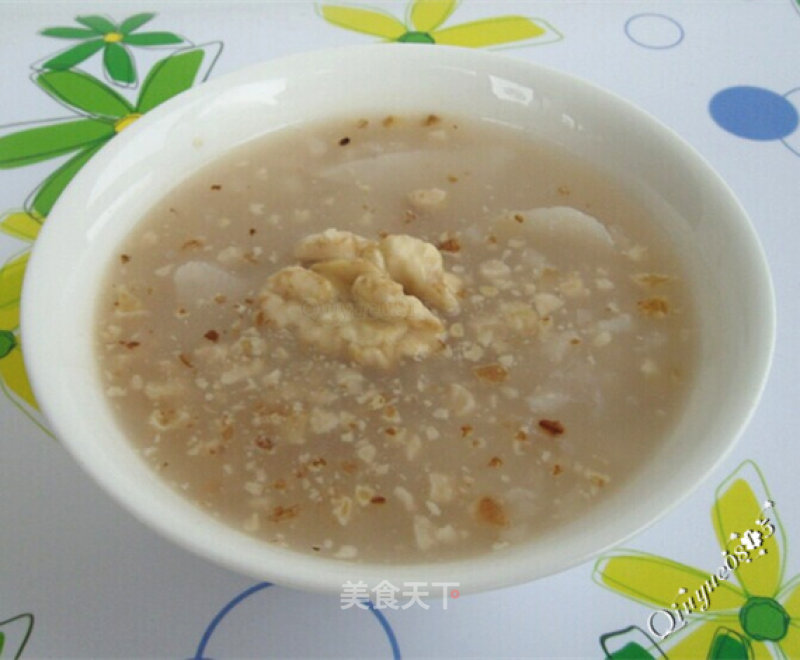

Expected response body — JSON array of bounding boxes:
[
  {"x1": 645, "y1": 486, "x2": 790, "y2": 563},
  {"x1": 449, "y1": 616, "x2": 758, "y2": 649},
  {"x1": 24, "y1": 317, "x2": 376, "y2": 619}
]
[
  {"x1": 319, "y1": 0, "x2": 561, "y2": 49},
  {"x1": 0, "y1": 210, "x2": 42, "y2": 244},
  {"x1": 0, "y1": 249, "x2": 31, "y2": 331},
  {"x1": 594, "y1": 461, "x2": 800, "y2": 659},
  {"x1": 0, "y1": 211, "x2": 50, "y2": 434},
  {"x1": 0, "y1": 331, "x2": 38, "y2": 411}
]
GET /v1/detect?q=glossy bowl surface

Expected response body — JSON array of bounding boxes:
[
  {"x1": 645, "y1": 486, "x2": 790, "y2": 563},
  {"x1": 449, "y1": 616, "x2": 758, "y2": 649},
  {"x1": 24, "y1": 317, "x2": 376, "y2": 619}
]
[{"x1": 21, "y1": 44, "x2": 775, "y2": 593}]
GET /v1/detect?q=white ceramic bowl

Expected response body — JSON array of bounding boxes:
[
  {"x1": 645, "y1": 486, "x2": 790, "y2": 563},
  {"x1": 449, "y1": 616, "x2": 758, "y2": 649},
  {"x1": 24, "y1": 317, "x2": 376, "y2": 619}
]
[{"x1": 21, "y1": 44, "x2": 774, "y2": 594}]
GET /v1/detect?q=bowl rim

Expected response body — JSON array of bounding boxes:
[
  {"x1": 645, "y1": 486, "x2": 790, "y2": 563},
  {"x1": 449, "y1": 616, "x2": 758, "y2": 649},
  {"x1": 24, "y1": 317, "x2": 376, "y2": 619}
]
[{"x1": 20, "y1": 43, "x2": 776, "y2": 594}]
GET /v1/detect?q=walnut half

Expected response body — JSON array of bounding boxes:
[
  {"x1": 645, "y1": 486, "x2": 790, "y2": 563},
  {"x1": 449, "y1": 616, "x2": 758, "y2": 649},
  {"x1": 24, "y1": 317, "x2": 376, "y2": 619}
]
[{"x1": 259, "y1": 229, "x2": 462, "y2": 369}]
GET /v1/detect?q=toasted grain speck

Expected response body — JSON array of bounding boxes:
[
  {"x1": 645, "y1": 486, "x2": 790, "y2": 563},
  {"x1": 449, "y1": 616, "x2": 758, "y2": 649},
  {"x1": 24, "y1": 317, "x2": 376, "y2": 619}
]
[
  {"x1": 633, "y1": 273, "x2": 670, "y2": 288},
  {"x1": 268, "y1": 505, "x2": 299, "y2": 523},
  {"x1": 438, "y1": 237, "x2": 461, "y2": 253},
  {"x1": 637, "y1": 297, "x2": 670, "y2": 318},
  {"x1": 182, "y1": 238, "x2": 204, "y2": 250},
  {"x1": 476, "y1": 496, "x2": 508, "y2": 526},
  {"x1": 474, "y1": 364, "x2": 508, "y2": 383},
  {"x1": 539, "y1": 419, "x2": 565, "y2": 436}
]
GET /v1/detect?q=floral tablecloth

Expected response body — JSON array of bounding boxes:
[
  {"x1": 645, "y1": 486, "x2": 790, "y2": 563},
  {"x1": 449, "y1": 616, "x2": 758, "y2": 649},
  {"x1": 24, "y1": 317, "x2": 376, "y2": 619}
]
[{"x1": 2, "y1": 1, "x2": 799, "y2": 658}]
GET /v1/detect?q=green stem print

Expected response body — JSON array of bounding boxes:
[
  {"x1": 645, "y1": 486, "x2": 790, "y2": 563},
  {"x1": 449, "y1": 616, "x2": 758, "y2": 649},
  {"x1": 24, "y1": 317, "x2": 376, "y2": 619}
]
[
  {"x1": 0, "y1": 15, "x2": 223, "y2": 439},
  {"x1": 40, "y1": 13, "x2": 184, "y2": 85},
  {"x1": 0, "y1": 613, "x2": 34, "y2": 660},
  {"x1": 318, "y1": 0, "x2": 562, "y2": 49},
  {"x1": 595, "y1": 461, "x2": 800, "y2": 659},
  {"x1": 599, "y1": 625, "x2": 667, "y2": 659}
]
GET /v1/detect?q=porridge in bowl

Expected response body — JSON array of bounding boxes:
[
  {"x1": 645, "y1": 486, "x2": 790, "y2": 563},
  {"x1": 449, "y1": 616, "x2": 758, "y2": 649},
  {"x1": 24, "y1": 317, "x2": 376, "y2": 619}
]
[{"x1": 96, "y1": 114, "x2": 696, "y2": 563}]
